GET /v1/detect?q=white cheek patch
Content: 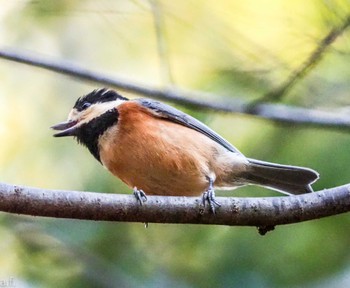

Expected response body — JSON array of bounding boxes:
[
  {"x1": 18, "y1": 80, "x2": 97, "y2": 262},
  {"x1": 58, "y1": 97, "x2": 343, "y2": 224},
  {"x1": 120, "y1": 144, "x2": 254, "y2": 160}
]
[
  {"x1": 67, "y1": 99, "x2": 125, "y2": 127},
  {"x1": 67, "y1": 109, "x2": 79, "y2": 121}
]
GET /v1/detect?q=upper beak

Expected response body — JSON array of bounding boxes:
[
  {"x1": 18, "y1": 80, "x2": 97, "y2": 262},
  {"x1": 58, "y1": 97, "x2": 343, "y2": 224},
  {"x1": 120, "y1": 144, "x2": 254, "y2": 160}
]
[{"x1": 51, "y1": 120, "x2": 78, "y2": 137}]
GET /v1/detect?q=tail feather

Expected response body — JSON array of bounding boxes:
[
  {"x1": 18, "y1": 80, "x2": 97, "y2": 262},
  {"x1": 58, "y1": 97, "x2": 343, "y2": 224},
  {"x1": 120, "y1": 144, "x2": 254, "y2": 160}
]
[{"x1": 244, "y1": 158, "x2": 319, "y2": 195}]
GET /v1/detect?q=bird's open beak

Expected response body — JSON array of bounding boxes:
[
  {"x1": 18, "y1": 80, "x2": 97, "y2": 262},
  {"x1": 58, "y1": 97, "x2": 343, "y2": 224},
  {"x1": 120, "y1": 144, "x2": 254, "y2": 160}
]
[{"x1": 51, "y1": 120, "x2": 78, "y2": 137}]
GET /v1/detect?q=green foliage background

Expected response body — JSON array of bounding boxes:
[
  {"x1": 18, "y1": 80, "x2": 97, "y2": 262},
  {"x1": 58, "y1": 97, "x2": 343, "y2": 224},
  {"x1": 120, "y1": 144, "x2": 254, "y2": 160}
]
[{"x1": 0, "y1": 1, "x2": 350, "y2": 287}]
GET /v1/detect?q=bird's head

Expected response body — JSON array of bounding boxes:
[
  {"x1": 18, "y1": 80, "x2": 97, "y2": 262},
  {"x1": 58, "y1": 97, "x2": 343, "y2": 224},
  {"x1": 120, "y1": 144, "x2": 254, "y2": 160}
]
[{"x1": 52, "y1": 88, "x2": 128, "y2": 161}]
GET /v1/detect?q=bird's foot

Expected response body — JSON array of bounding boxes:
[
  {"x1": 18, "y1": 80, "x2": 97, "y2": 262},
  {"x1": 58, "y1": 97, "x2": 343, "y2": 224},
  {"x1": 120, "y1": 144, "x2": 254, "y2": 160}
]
[
  {"x1": 202, "y1": 188, "x2": 221, "y2": 214},
  {"x1": 133, "y1": 187, "x2": 147, "y2": 206}
]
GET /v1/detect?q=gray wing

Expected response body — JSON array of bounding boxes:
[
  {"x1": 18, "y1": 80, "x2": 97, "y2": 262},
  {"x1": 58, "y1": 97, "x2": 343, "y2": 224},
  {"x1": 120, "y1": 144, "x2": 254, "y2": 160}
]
[{"x1": 136, "y1": 98, "x2": 242, "y2": 154}]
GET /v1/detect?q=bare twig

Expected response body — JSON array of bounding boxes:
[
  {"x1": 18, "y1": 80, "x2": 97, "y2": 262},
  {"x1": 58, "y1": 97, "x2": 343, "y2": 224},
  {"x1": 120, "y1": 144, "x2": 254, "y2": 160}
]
[
  {"x1": 149, "y1": 0, "x2": 174, "y2": 85},
  {"x1": 1, "y1": 182, "x2": 349, "y2": 233},
  {"x1": 1, "y1": 48, "x2": 350, "y2": 130},
  {"x1": 258, "y1": 15, "x2": 350, "y2": 103}
]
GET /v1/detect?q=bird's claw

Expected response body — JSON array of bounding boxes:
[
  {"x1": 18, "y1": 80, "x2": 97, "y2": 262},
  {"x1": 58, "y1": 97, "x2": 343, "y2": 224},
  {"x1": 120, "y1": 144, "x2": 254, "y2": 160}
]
[
  {"x1": 202, "y1": 189, "x2": 221, "y2": 214},
  {"x1": 133, "y1": 187, "x2": 147, "y2": 206}
]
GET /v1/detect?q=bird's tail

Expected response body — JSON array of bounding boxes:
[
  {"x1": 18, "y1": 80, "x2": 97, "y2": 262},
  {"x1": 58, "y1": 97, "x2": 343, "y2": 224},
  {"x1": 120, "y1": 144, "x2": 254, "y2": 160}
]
[{"x1": 243, "y1": 158, "x2": 319, "y2": 195}]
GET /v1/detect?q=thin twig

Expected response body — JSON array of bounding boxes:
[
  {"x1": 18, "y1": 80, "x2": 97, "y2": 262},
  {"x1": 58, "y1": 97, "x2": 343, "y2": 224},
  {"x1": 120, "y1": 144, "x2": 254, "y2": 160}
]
[
  {"x1": 1, "y1": 182, "x2": 349, "y2": 233},
  {"x1": 149, "y1": 0, "x2": 174, "y2": 85},
  {"x1": 257, "y1": 14, "x2": 350, "y2": 103},
  {"x1": 1, "y1": 48, "x2": 350, "y2": 130}
]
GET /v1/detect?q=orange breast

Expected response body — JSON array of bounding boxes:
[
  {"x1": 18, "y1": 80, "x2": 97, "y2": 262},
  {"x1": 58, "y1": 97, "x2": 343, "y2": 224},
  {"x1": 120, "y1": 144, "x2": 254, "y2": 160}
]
[{"x1": 98, "y1": 101, "x2": 215, "y2": 196}]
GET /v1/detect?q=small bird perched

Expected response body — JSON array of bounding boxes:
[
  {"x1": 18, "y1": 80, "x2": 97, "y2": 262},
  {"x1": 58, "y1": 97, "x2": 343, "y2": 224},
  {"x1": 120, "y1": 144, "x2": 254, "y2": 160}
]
[{"x1": 52, "y1": 88, "x2": 319, "y2": 213}]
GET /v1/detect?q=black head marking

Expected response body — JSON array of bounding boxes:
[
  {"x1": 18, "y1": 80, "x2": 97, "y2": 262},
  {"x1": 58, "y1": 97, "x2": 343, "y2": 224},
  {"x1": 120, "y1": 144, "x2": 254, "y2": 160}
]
[
  {"x1": 75, "y1": 108, "x2": 119, "y2": 162},
  {"x1": 74, "y1": 88, "x2": 128, "y2": 112}
]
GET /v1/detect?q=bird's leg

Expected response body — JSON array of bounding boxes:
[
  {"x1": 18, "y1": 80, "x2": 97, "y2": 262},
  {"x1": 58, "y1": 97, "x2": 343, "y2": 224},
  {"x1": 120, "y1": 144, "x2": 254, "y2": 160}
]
[
  {"x1": 133, "y1": 187, "x2": 147, "y2": 205},
  {"x1": 202, "y1": 177, "x2": 221, "y2": 214}
]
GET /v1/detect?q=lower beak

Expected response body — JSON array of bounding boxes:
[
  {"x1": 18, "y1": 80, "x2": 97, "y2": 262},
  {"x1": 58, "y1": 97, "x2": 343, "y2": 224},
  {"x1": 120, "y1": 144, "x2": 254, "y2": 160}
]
[{"x1": 51, "y1": 120, "x2": 78, "y2": 137}]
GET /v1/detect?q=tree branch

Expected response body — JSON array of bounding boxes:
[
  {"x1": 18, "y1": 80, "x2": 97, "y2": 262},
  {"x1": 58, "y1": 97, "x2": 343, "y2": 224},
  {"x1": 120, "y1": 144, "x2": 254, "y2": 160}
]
[
  {"x1": 1, "y1": 48, "x2": 350, "y2": 130},
  {"x1": 1, "y1": 182, "x2": 349, "y2": 234},
  {"x1": 258, "y1": 14, "x2": 350, "y2": 103}
]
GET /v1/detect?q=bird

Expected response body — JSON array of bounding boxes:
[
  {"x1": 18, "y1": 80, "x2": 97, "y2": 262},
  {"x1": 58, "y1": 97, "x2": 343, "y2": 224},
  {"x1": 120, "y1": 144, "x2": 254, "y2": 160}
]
[{"x1": 52, "y1": 88, "x2": 319, "y2": 213}]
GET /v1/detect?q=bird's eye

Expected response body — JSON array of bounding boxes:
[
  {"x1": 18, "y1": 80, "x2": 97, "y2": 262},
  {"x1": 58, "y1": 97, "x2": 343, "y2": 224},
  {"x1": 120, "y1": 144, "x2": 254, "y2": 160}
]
[{"x1": 82, "y1": 102, "x2": 91, "y2": 110}]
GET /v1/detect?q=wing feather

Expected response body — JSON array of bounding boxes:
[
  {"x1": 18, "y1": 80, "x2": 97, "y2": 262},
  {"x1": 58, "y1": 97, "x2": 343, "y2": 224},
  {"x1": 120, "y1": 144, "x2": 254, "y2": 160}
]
[{"x1": 136, "y1": 99, "x2": 242, "y2": 154}]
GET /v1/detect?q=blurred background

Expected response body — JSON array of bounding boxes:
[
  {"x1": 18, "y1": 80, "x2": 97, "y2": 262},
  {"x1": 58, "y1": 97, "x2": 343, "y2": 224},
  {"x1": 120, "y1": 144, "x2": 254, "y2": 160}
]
[{"x1": 0, "y1": 1, "x2": 350, "y2": 287}]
